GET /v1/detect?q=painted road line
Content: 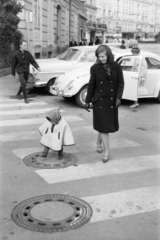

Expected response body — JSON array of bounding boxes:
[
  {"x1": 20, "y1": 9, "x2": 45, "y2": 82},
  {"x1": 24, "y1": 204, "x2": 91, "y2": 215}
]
[
  {"x1": 0, "y1": 108, "x2": 64, "y2": 116},
  {"x1": 0, "y1": 99, "x2": 19, "y2": 102},
  {"x1": 89, "y1": 138, "x2": 141, "y2": 149},
  {"x1": 13, "y1": 147, "x2": 42, "y2": 159},
  {"x1": 0, "y1": 116, "x2": 83, "y2": 127},
  {"x1": 0, "y1": 102, "x2": 47, "y2": 108},
  {"x1": 35, "y1": 154, "x2": 160, "y2": 184},
  {"x1": 0, "y1": 131, "x2": 39, "y2": 142},
  {"x1": 83, "y1": 185, "x2": 160, "y2": 222}
]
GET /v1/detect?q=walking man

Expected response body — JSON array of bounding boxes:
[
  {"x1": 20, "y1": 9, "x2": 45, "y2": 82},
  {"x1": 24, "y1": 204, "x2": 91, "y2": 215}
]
[{"x1": 12, "y1": 40, "x2": 41, "y2": 103}]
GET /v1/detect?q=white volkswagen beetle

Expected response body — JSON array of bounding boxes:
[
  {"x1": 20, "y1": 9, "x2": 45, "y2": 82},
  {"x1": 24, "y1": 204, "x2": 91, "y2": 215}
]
[
  {"x1": 51, "y1": 50, "x2": 160, "y2": 108},
  {"x1": 30, "y1": 45, "x2": 131, "y2": 93}
]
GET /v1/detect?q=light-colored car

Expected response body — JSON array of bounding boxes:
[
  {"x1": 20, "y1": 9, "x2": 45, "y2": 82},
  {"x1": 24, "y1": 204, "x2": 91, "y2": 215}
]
[
  {"x1": 52, "y1": 51, "x2": 160, "y2": 108},
  {"x1": 30, "y1": 45, "x2": 131, "y2": 93},
  {"x1": 30, "y1": 46, "x2": 102, "y2": 93}
]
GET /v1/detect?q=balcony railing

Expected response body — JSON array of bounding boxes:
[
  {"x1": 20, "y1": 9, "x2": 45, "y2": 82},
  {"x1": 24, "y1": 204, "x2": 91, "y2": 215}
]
[{"x1": 86, "y1": 20, "x2": 107, "y2": 30}]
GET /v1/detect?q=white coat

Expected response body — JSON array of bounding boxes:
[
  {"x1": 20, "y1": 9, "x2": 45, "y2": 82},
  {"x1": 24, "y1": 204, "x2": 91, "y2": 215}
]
[{"x1": 39, "y1": 117, "x2": 75, "y2": 151}]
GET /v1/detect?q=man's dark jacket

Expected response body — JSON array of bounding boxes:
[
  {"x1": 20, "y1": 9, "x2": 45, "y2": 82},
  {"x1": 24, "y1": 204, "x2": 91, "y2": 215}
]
[{"x1": 12, "y1": 50, "x2": 39, "y2": 75}]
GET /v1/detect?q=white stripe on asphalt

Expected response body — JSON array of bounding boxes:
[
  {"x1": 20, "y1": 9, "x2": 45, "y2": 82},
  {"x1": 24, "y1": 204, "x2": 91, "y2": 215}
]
[
  {"x1": 0, "y1": 116, "x2": 83, "y2": 127},
  {"x1": 0, "y1": 99, "x2": 20, "y2": 102},
  {"x1": 13, "y1": 147, "x2": 42, "y2": 159},
  {"x1": 83, "y1": 186, "x2": 160, "y2": 222},
  {"x1": 0, "y1": 108, "x2": 64, "y2": 116},
  {"x1": 0, "y1": 102, "x2": 47, "y2": 108},
  {"x1": 35, "y1": 154, "x2": 160, "y2": 184}
]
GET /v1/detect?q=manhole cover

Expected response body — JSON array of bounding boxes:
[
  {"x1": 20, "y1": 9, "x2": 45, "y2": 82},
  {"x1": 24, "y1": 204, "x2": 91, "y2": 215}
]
[
  {"x1": 23, "y1": 152, "x2": 78, "y2": 169},
  {"x1": 11, "y1": 194, "x2": 92, "y2": 232}
]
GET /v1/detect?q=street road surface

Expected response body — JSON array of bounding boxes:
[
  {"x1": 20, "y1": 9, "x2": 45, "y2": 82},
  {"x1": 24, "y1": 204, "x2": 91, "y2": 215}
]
[{"x1": 0, "y1": 50, "x2": 160, "y2": 240}]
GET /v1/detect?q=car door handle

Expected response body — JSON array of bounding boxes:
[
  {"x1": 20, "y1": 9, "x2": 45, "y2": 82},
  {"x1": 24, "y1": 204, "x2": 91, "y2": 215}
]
[{"x1": 131, "y1": 77, "x2": 138, "y2": 79}]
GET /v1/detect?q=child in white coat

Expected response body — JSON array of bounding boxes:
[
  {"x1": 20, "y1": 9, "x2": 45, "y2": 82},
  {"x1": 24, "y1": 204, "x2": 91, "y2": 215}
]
[{"x1": 39, "y1": 108, "x2": 75, "y2": 159}]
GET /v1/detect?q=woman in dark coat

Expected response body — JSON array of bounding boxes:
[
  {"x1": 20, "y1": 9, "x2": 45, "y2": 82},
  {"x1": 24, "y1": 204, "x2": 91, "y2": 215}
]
[{"x1": 85, "y1": 45, "x2": 124, "y2": 163}]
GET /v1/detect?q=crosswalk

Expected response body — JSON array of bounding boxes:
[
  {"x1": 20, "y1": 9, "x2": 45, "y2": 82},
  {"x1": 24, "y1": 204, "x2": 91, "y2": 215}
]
[{"x1": 0, "y1": 97, "x2": 160, "y2": 226}]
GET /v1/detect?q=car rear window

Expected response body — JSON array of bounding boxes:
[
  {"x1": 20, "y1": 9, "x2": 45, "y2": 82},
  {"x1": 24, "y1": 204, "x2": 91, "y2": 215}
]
[{"x1": 145, "y1": 58, "x2": 160, "y2": 69}]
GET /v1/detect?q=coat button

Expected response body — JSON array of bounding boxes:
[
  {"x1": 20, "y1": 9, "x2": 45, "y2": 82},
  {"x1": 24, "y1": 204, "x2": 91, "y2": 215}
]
[
  {"x1": 111, "y1": 89, "x2": 113, "y2": 91},
  {"x1": 100, "y1": 106, "x2": 102, "y2": 108},
  {"x1": 100, "y1": 90, "x2": 102, "y2": 92},
  {"x1": 100, "y1": 82, "x2": 103, "y2": 84},
  {"x1": 111, "y1": 106, "x2": 113, "y2": 108},
  {"x1": 100, "y1": 98, "x2": 102, "y2": 100},
  {"x1": 111, "y1": 98, "x2": 113, "y2": 100}
]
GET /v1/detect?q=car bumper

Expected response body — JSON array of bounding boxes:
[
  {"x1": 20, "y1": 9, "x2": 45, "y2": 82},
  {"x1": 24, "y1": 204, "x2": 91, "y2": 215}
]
[{"x1": 50, "y1": 87, "x2": 73, "y2": 97}]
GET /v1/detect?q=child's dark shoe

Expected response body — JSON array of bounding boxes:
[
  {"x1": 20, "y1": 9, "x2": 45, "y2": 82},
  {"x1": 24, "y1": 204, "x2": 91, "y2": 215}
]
[
  {"x1": 40, "y1": 151, "x2": 48, "y2": 158},
  {"x1": 58, "y1": 148, "x2": 64, "y2": 160}
]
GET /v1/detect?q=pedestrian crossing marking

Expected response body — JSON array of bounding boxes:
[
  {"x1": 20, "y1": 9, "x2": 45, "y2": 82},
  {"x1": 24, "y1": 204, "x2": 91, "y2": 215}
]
[
  {"x1": 0, "y1": 116, "x2": 83, "y2": 127},
  {"x1": 13, "y1": 147, "x2": 42, "y2": 159},
  {"x1": 0, "y1": 108, "x2": 64, "y2": 116},
  {"x1": 35, "y1": 154, "x2": 160, "y2": 184},
  {"x1": 82, "y1": 186, "x2": 160, "y2": 222},
  {"x1": 0, "y1": 102, "x2": 47, "y2": 108},
  {"x1": 0, "y1": 98, "x2": 21, "y2": 102}
]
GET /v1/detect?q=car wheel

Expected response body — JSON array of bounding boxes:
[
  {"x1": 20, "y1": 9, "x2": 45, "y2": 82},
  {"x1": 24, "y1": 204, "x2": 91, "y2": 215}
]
[
  {"x1": 157, "y1": 91, "x2": 160, "y2": 103},
  {"x1": 47, "y1": 78, "x2": 56, "y2": 95},
  {"x1": 75, "y1": 85, "x2": 88, "y2": 108}
]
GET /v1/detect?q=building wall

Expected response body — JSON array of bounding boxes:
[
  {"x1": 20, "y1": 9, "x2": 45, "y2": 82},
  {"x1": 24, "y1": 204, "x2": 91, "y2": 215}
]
[
  {"x1": 17, "y1": 0, "x2": 86, "y2": 59},
  {"x1": 96, "y1": 0, "x2": 160, "y2": 37}
]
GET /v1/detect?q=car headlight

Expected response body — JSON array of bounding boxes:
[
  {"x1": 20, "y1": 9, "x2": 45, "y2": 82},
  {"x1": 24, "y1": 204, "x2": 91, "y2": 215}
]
[{"x1": 64, "y1": 80, "x2": 74, "y2": 93}]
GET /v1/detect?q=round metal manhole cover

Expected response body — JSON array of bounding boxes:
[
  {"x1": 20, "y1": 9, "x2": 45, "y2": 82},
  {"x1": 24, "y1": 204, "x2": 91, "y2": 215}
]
[
  {"x1": 23, "y1": 152, "x2": 78, "y2": 169},
  {"x1": 11, "y1": 194, "x2": 92, "y2": 232}
]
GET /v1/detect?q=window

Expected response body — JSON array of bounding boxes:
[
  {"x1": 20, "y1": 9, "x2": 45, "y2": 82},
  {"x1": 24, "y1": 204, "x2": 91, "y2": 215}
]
[
  {"x1": 119, "y1": 58, "x2": 140, "y2": 72},
  {"x1": 145, "y1": 58, "x2": 160, "y2": 69},
  {"x1": 34, "y1": 0, "x2": 40, "y2": 27},
  {"x1": 79, "y1": 52, "x2": 95, "y2": 62}
]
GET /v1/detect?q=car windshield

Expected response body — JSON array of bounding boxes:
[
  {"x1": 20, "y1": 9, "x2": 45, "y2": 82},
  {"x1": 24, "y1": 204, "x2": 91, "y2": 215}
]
[{"x1": 57, "y1": 49, "x2": 82, "y2": 61}]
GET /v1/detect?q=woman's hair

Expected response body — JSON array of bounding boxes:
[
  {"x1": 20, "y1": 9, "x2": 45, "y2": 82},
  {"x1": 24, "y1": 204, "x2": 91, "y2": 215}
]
[{"x1": 95, "y1": 45, "x2": 114, "y2": 63}]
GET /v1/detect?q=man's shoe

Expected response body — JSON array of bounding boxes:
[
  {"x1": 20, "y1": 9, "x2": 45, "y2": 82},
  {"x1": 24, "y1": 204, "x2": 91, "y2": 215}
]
[
  {"x1": 17, "y1": 94, "x2": 22, "y2": 100},
  {"x1": 129, "y1": 103, "x2": 139, "y2": 108},
  {"x1": 24, "y1": 99, "x2": 29, "y2": 104}
]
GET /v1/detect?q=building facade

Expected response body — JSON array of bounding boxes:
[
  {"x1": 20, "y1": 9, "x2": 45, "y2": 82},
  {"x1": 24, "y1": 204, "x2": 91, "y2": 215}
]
[
  {"x1": 96, "y1": 0, "x2": 160, "y2": 39},
  {"x1": 17, "y1": 0, "x2": 87, "y2": 58},
  {"x1": 84, "y1": 0, "x2": 107, "y2": 43}
]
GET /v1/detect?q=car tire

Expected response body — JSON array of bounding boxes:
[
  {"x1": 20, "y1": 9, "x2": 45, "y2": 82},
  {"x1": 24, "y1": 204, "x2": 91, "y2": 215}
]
[
  {"x1": 47, "y1": 78, "x2": 56, "y2": 95},
  {"x1": 157, "y1": 91, "x2": 160, "y2": 103},
  {"x1": 75, "y1": 85, "x2": 88, "y2": 108}
]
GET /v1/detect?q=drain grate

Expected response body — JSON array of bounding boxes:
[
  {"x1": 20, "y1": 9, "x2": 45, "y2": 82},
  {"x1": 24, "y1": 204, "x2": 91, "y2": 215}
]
[
  {"x1": 11, "y1": 194, "x2": 92, "y2": 232},
  {"x1": 23, "y1": 152, "x2": 78, "y2": 169}
]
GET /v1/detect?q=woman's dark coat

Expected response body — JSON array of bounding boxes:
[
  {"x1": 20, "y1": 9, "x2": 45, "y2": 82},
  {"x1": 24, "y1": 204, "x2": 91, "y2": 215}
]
[{"x1": 86, "y1": 62, "x2": 124, "y2": 133}]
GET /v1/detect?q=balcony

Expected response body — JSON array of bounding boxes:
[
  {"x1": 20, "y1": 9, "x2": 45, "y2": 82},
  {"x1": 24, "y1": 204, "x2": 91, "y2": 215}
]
[{"x1": 86, "y1": 20, "x2": 107, "y2": 31}]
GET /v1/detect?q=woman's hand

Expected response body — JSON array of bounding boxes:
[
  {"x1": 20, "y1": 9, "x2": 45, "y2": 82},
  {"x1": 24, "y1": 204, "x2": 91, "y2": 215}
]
[
  {"x1": 85, "y1": 103, "x2": 90, "y2": 112},
  {"x1": 115, "y1": 99, "x2": 121, "y2": 107}
]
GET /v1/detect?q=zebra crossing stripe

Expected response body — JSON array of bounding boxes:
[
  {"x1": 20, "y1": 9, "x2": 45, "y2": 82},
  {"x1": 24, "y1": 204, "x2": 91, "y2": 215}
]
[
  {"x1": 0, "y1": 108, "x2": 64, "y2": 116},
  {"x1": 0, "y1": 116, "x2": 83, "y2": 127},
  {"x1": 35, "y1": 154, "x2": 160, "y2": 184},
  {"x1": 82, "y1": 186, "x2": 160, "y2": 222},
  {"x1": 0, "y1": 102, "x2": 47, "y2": 108}
]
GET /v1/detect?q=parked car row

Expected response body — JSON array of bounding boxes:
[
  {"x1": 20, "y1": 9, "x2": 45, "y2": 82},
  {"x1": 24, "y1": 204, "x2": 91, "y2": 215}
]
[{"x1": 30, "y1": 45, "x2": 160, "y2": 108}]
